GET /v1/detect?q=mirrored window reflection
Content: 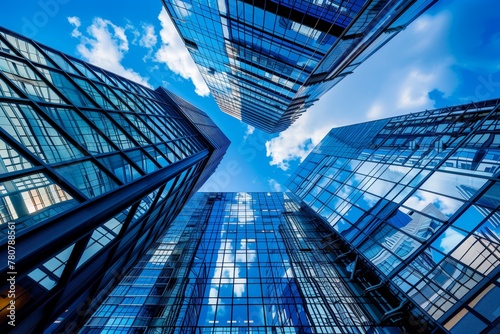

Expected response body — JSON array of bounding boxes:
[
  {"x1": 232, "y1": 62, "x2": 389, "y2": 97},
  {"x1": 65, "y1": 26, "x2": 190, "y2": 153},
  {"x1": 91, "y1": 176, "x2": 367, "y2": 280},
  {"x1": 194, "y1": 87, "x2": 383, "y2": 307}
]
[
  {"x1": 0, "y1": 76, "x2": 19, "y2": 97},
  {"x1": 56, "y1": 160, "x2": 118, "y2": 198},
  {"x1": 0, "y1": 138, "x2": 34, "y2": 173},
  {"x1": 402, "y1": 189, "x2": 463, "y2": 218},
  {"x1": 468, "y1": 284, "x2": 500, "y2": 322},
  {"x1": 0, "y1": 56, "x2": 65, "y2": 103},
  {"x1": 476, "y1": 181, "x2": 500, "y2": 208},
  {"x1": 474, "y1": 211, "x2": 500, "y2": 243},
  {"x1": 77, "y1": 209, "x2": 131, "y2": 268},
  {"x1": 476, "y1": 149, "x2": 500, "y2": 175},
  {"x1": 387, "y1": 207, "x2": 443, "y2": 241},
  {"x1": 0, "y1": 33, "x2": 51, "y2": 66},
  {"x1": 123, "y1": 113, "x2": 162, "y2": 143},
  {"x1": 420, "y1": 171, "x2": 488, "y2": 201},
  {"x1": 27, "y1": 244, "x2": 75, "y2": 290},
  {"x1": 0, "y1": 102, "x2": 84, "y2": 163},
  {"x1": 440, "y1": 147, "x2": 500, "y2": 175},
  {"x1": 109, "y1": 113, "x2": 149, "y2": 145},
  {"x1": 81, "y1": 110, "x2": 136, "y2": 150},
  {"x1": 0, "y1": 37, "x2": 13, "y2": 54},
  {"x1": 126, "y1": 149, "x2": 159, "y2": 174},
  {"x1": 98, "y1": 154, "x2": 142, "y2": 183},
  {"x1": 0, "y1": 173, "x2": 75, "y2": 237},
  {"x1": 445, "y1": 308, "x2": 488, "y2": 334},
  {"x1": 41, "y1": 106, "x2": 114, "y2": 154},
  {"x1": 130, "y1": 188, "x2": 162, "y2": 223},
  {"x1": 409, "y1": 256, "x2": 483, "y2": 320},
  {"x1": 72, "y1": 77, "x2": 114, "y2": 110},
  {"x1": 69, "y1": 60, "x2": 100, "y2": 81},
  {"x1": 452, "y1": 205, "x2": 490, "y2": 233},
  {"x1": 37, "y1": 67, "x2": 95, "y2": 107},
  {"x1": 94, "y1": 83, "x2": 129, "y2": 110},
  {"x1": 449, "y1": 234, "x2": 500, "y2": 276},
  {"x1": 41, "y1": 48, "x2": 80, "y2": 75}
]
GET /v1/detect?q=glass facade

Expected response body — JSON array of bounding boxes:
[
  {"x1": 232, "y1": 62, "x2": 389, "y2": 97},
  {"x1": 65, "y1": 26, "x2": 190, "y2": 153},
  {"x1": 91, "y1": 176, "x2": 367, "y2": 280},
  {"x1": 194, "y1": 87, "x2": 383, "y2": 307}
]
[
  {"x1": 162, "y1": 0, "x2": 437, "y2": 133},
  {"x1": 287, "y1": 99, "x2": 500, "y2": 333},
  {"x1": 82, "y1": 192, "x2": 433, "y2": 333},
  {"x1": 0, "y1": 27, "x2": 229, "y2": 333}
]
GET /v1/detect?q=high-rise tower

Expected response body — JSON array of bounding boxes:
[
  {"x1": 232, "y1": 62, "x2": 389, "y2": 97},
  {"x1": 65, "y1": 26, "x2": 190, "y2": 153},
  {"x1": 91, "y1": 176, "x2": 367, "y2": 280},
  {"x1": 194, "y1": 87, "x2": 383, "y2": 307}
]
[
  {"x1": 0, "y1": 27, "x2": 229, "y2": 333},
  {"x1": 82, "y1": 192, "x2": 441, "y2": 333},
  {"x1": 287, "y1": 99, "x2": 500, "y2": 333},
  {"x1": 162, "y1": 0, "x2": 438, "y2": 133}
]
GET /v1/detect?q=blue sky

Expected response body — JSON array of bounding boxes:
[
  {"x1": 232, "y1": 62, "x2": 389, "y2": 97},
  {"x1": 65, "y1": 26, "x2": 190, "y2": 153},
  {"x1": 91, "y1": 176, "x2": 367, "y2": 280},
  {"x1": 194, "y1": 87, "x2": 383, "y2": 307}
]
[{"x1": 1, "y1": 0, "x2": 499, "y2": 192}]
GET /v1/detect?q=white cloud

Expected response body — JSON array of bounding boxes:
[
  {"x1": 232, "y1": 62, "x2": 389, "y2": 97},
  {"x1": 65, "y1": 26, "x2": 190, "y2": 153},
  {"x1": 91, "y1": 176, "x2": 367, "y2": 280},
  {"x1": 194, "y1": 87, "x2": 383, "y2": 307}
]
[
  {"x1": 268, "y1": 178, "x2": 283, "y2": 192},
  {"x1": 243, "y1": 125, "x2": 255, "y2": 141},
  {"x1": 67, "y1": 16, "x2": 81, "y2": 38},
  {"x1": 140, "y1": 24, "x2": 157, "y2": 48},
  {"x1": 155, "y1": 8, "x2": 209, "y2": 96},
  {"x1": 70, "y1": 17, "x2": 151, "y2": 87},
  {"x1": 439, "y1": 228, "x2": 466, "y2": 253},
  {"x1": 266, "y1": 109, "x2": 334, "y2": 170},
  {"x1": 173, "y1": 0, "x2": 192, "y2": 18},
  {"x1": 266, "y1": 10, "x2": 458, "y2": 170}
]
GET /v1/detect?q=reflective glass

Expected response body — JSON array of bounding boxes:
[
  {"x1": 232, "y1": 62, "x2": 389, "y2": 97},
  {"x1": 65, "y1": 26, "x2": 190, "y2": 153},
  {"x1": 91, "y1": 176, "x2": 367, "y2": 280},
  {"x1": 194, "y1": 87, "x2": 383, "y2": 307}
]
[
  {"x1": 37, "y1": 67, "x2": 95, "y2": 107},
  {"x1": 0, "y1": 56, "x2": 64, "y2": 103},
  {"x1": 0, "y1": 173, "x2": 75, "y2": 236},
  {"x1": 0, "y1": 102, "x2": 84, "y2": 163},
  {"x1": 56, "y1": 160, "x2": 118, "y2": 198},
  {"x1": 98, "y1": 154, "x2": 142, "y2": 183},
  {"x1": 41, "y1": 106, "x2": 114, "y2": 154}
]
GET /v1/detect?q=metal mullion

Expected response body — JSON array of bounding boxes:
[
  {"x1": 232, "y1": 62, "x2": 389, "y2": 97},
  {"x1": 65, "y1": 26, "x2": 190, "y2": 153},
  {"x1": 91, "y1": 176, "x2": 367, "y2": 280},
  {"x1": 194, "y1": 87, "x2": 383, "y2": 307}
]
[
  {"x1": 106, "y1": 109, "x2": 158, "y2": 147},
  {"x1": 67, "y1": 200, "x2": 150, "y2": 327},
  {"x1": 36, "y1": 263, "x2": 61, "y2": 282},
  {"x1": 0, "y1": 95, "x2": 30, "y2": 104},
  {"x1": 76, "y1": 108, "x2": 152, "y2": 169},
  {"x1": 0, "y1": 69, "x2": 97, "y2": 160},
  {"x1": 113, "y1": 87, "x2": 149, "y2": 113},
  {"x1": 0, "y1": 166, "x2": 45, "y2": 184},
  {"x1": 155, "y1": 88, "x2": 224, "y2": 153},
  {"x1": 48, "y1": 155, "x2": 93, "y2": 168},
  {"x1": 0, "y1": 37, "x2": 33, "y2": 64},
  {"x1": 36, "y1": 100, "x2": 146, "y2": 178},
  {"x1": 23, "y1": 57, "x2": 103, "y2": 107},
  {"x1": 140, "y1": 114, "x2": 179, "y2": 142},
  {"x1": 13, "y1": 101, "x2": 125, "y2": 186},
  {"x1": 130, "y1": 184, "x2": 168, "y2": 253},
  {"x1": 0, "y1": 149, "x2": 210, "y2": 282},
  {"x1": 384, "y1": 105, "x2": 500, "y2": 280},
  {"x1": 0, "y1": 42, "x2": 76, "y2": 107},
  {"x1": 92, "y1": 73, "x2": 141, "y2": 112},
  {"x1": 121, "y1": 110, "x2": 166, "y2": 145},
  {"x1": 155, "y1": 115, "x2": 188, "y2": 139},
  {"x1": 34, "y1": 236, "x2": 92, "y2": 332},
  {"x1": 54, "y1": 57, "x2": 124, "y2": 110},
  {"x1": 0, "y1": 126, "x2": 87, "y2": 202},
  {"x1": 0, "y1": 57, "x2": 137, "y2": 180}
]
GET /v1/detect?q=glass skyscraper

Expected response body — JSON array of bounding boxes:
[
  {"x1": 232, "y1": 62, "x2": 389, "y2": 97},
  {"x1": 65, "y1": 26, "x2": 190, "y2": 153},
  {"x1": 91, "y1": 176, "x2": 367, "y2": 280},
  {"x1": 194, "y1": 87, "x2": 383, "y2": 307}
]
[
  {"x1": 0, "y1": 27, "x2": 229, "y2": 333},
  {"x1": 83, "y1": 192, "x2": 439, "y2": 333},
  {"x1": 287, "y1": 99, "x2": 500, "y2": 333},
  {"x1": 162, "y1": 0, "x2": 438, "y2": 133}
]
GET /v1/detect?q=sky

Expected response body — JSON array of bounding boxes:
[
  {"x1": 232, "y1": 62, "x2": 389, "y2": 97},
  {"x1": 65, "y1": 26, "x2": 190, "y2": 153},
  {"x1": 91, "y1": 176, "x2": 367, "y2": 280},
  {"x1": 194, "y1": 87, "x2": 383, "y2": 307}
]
[{"x1": 1, "y1": 0, "x2": 499, "y2": 192}]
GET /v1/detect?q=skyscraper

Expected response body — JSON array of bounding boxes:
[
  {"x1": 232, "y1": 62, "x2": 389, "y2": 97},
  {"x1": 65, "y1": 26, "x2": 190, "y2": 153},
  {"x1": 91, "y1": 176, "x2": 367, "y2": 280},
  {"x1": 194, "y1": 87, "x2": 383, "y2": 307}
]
[
  {"x1": 0, "y1": 27, "x2": 229, "y2": 333},
  {"x1": 162, "y1": 0, "x2": 438, "y2": 133},
  {"x1": 287, "y1": 99, "x2": 500, "y2": 333},
  {"x1": 82, "y1": 192, "x2": 442, "y2": 333}
]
